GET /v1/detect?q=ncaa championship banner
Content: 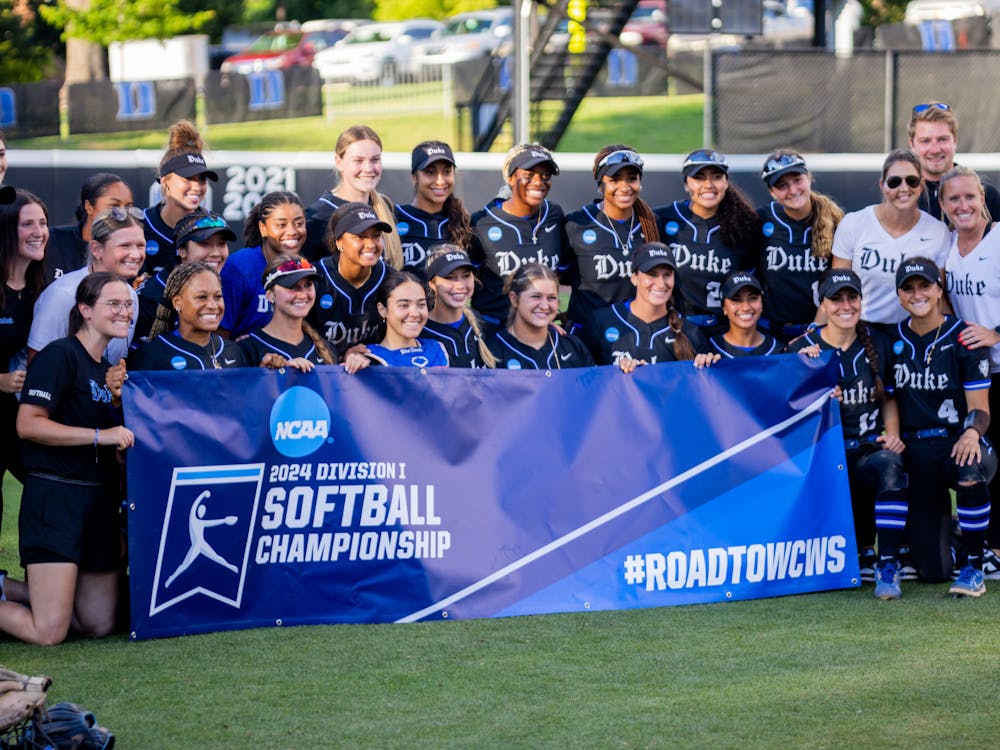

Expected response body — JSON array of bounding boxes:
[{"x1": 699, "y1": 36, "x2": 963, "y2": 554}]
[{"x1": 124, "y1": 354, "x2": 857, "y2": 640}]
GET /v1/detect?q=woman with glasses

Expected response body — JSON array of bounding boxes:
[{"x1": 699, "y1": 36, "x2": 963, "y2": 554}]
[
  {"x1": 655, "y1": 149, "x2": 760, "y2": 338},
  {"x1": 135, "y1": 208, "x2": 234, "y2": 342},
  {"x1": 394, "y1": 141, "x2": 474, "y2": 278},
  {"x1": 564, "y1": 145, "x2": 660, "y2": 339},
  {"x1": 46, "y1": 173, "x2": 134, "y2": 285},
  {"x1": 832, "y1": 149, "x2": 949, "y2": 331},
  {"x1": 219, "y1": 191, "x2": 306, "y2": 340},
  {"x1": 0, "y1": 272, "x2": 134, "y2": 645},
  {"x1": 937, "y1": 165, "x2": 1000, "y2": 579},
  {"x1": 302, "y1": 125, "x2": 403, "y2": 269},
  {"x1": 237, "y1": 254, "x2": 347, "y2": 372},
  {"x1": 28, "y1": 206, "x2": 144, "y2": 365},
  {"x1": 488, "y1": 262, "x2": 593, "y2": 370},
  {"x1": 131, "y1": 263, "x2": 247, "y2": 370},
  {"x1": 142, "y1": 120, "x2": 219, "y2": 274},
  {"x1": 756, "y1": 150, "x2": 844, "y2": 343},
  {"x1": 470, "y1": 143, "x2": 569, "y2": 338}
]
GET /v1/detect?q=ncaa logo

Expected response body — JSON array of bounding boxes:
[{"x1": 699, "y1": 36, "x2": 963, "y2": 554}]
[
  {"x1": 582, "y1": 229, "x2": 597, "y2": 245},
  {"x1": 762, "y1": 222, "x2": 775, "y2": 238},
  {"x1": 269, "y1": 386, "x2": 331, "y2": 458},
  {"x1": 397, "y1": 221, "x2": 410, "y2": 236},
  {"x1": 170, "y1": 356, "x2": 187, "y2": 370},
  {"x1": 893, "y1": 340, "x2": 904, "y2": 355},
  {"x1": 604, "y1": 327, "x2": 620, "y2": 343},
  {"x1": 319, "y1": 294, "x2": 333, "y2": 310},
  {"x1": 146, "y1": 240, "x2": 159, "y2": 256},
  {"x1": 506, "y1": 359, "x2": 522, "y2": 370},
  {"x1": 665, "y1": 221, "x2": 679, "y2": 236},
  {"x1": 488, "y1": 226, "x2": 503, "y2": 242}
]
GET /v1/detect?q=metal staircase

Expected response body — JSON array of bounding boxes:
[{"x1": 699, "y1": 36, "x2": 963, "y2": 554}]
[{"x1": 470, "y1": 0, "x2": 642, "y2": 152}]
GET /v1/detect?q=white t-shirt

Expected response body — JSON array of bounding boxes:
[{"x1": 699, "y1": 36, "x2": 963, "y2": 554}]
[
  {"x1": 832, "y1": 205, "x2": 950, "y2": 324},
  {"x1": 945, "y1": 226, "x2": 1000, "y2": 373},
  {"x1": 28, "y1": 266, "x2": 138, "y2": 363}
]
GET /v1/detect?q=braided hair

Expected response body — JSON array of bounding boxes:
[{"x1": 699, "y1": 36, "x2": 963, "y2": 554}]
[
  {"x1": 856, "y1": 321, "x2": 885, "y2": 402},
  {"x1": 148, "y1": 262, "x2": 219, "y2": 339}
]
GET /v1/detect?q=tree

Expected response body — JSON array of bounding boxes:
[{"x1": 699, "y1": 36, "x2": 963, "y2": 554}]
[
  {"x1": 0, "y1": 0, "x2": 58, "y2": 82},
  {"x1": 858, "y1": 0, "x2": 908, "y2": 27},
  {"x1": 373, "y1": 0, "x2": 499, "y2": 22}
]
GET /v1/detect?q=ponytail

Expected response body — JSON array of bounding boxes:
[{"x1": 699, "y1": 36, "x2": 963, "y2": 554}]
[
  {"x1": 856, "y1": 322, "x2": 885, "y2": 402},
  {"x1": 374, "y1": 192, "x2": 403, "y2": 270},
  {"x1": 808, "y1": 191, "x2": 844, "y2": 260},
  {"x1": 667, "y1": 307, "x2": 695, "y2": 361},
  {"x1": 303, "y1": 320, "x2": 337, "y2": 364}
]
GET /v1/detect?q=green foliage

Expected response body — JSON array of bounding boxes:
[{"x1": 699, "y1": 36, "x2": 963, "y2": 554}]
[
  {"x1": 0, "y1": 1, "x2": 57, "y2": 82},
  {"x1": 373, "y1": 0, "x2": 497, "y2": 22},
  {"x1": 243, "y1": 0, "x2": 376, "y2": 23},
  {"x1": 859, "y1": 0, "x2": 908, "y2": 27},
  {"x1": 38, "y1": 0, "x2": 217, "y2": 45},
  {"x1": 178, "y1": 0, "x2": 245, "y2": 42}
]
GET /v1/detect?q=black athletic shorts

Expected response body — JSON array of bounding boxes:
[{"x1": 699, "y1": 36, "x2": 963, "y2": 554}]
[{"x1": 19, "y1": 473, "x2": 120, "y2": 572}]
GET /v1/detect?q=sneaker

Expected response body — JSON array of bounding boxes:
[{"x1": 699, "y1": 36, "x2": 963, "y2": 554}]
[
  {"x1": 949, "y1": 565, "x2": 986, "y2": 598},
  {"x1": 898, "y1": 546, "x2": 918, "y2": 581},
  {"x1": 874, "y1": 559, "x2": 902, "y2": 600},
  {"x1": 982, "y1": 547, "x2": 1000, "y2": 581},
  {"x1": 859, "y1": 549, "x2": 877, "y2": 583}
]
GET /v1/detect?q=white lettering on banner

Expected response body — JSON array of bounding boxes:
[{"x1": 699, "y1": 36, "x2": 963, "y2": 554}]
[
  {"x1": 621, "y1": 535, "x2": 848, "y2": 591},
  {"x1": 260, "y1": 483, "x2": 440, "y2": 529},
  {"x1": 255, "y1": 530, "x2": 452, "y2": 563}
]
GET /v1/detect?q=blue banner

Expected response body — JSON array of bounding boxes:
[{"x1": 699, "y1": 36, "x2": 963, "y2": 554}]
[{"x1": 124, "y1": 353, "x2": 857, "y2": 640}]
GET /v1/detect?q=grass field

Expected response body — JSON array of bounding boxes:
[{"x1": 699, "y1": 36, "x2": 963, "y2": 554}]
[
  {"x1": 2, "y1": 473, "x2": 999, "y2": 749},
  {"x1": 15, "y1": 93, "x2": 705, "y2": 155}
]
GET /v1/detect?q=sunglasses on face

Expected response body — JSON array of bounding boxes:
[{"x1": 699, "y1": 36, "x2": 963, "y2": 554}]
[
  {"x1": 912, "y1": 102, "x2": 950, "y2": 115},
  {"x1": 885, "y1": 175, "x2": 921, "y2": 189}
]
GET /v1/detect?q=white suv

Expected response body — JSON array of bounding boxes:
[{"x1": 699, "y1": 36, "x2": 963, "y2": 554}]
[{"x1": 313, "y1": 19, "x2": 444, "y2": 84}]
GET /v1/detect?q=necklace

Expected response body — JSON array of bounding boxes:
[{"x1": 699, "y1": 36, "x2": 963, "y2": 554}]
[
  {"x1": 600, "y1": 207, "x2": 636, "y2": 256},
  {"x1": 923, "y1": 319, "x2": 945, "y2": 366},
  {"x1": 206, "y1": 334, "x2": 222, "y2": 370}
]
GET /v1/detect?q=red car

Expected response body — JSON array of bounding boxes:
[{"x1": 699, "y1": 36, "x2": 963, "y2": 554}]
[
  {"x1": 220, "y1": 20, "x2": 363, "y2": 75},
  {"x1": 619, "y1": 0, "x2": 668, "y2": 47}
]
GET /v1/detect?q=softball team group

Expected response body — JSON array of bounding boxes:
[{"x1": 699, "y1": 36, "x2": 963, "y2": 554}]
[{"x1": 1, "y1": 99, "x2": 999, "y2": 645}]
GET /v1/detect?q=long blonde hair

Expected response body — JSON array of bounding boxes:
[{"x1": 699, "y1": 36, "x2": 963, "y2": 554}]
[{"x1": 334, "y1": 125, "x2": 403, "y2": 270}]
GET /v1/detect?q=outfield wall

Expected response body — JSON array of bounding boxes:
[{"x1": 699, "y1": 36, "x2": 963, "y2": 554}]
[{"x1": 11, "y1": 150, "x2": 1000, "y2": 230}]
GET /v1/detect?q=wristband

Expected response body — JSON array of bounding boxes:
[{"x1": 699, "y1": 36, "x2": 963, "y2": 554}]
[
  {"x1": 963, "y1": 409, "x2": 990, "y2": 438},
  {"x1": 94, "y1": 428, "x2": 99, "y2": 447}
]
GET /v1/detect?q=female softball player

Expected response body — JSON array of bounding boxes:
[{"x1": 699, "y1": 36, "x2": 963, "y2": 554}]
[
  {"x1": 219, "y1": 191, "x2": 305, "y2": 340},
  {"x1": 757, "y1": 150, "x2": 844, "y2": 342},
  {"x1": 422, "y1": 244, "x2": 496, "y2": 368},
  {"x1": 237, "y1": 254, "x2": 343, "y2": 372},
  {"x1": 309, "y1": 201, "x2": 392, "y2": 358},
  {"x1": 488, "y1": 262, "x2": 593, "y2": 370},
  {"x1": 586, "y1": 242, "x2": 702, "y2": 368},
  {"x1": 130, "y1": 263, "x2": 247, "y2": 370},
  {"x1": 394, "y1": 141, "x2": 474, "y2": 278},
  {"x1": 0, "y1": 273, "x2": 134, "y2": 645},
  {"x1": 564, "y1": 145, "x2": 659, "y2": 337},
  {"x1": 694, "y1": 271, "x2": 783, "y2": 367},
  {"x1": 832, "y1": 149, "x2": 949, "y2": 330},
  {"x1": 787, "y1": 269, "x2": 907, "y2": 596},
  {"x1": 470, "y1": 144, "x2": 569, "y2": 337},
  {"x1": 890, "y1": 257, "x2": 995, "y2": 596},
  {"x1": 142, "y1": 120, "x2": 218, "y2": 274},
  {"x1": 302, "y1": 125, "x2": 403, "y2": 269},
  {"x1": 364, "y1": 272, "x2": 448, "y2": 368},
  {"x1": 939, "y1": 165, "x2": 1000, "y2": 578},
  {"x1": 655, "y1": 149, "x2": 759, "y2": 339}
]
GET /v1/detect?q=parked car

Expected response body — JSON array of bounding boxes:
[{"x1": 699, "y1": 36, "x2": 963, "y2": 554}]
[
  {"x1": 904, "y1": 0, "x2": 1000, "y2": 23},
  {"x1": 619, "y1": 0, "x2": 668, "y2": 47},
  {"x1": 220, "y1": 19, "x2": 366, "y2": 75},
  {"x1": 313, "y1": 19, "x2": 445, "y2": 84},
  {"x1": 668, "y1": 0, "x2": 813, "y2": 53},
  {"x1": 411, "y1": 9, "x2": 513, "y2": 73},
  {"x1": 209, "y1": 22, "x2": 275, "y2": 70}
]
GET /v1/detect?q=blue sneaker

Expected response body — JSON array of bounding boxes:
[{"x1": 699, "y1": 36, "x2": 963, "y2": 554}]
[
  {"x1": 874, "y1": 559, "x2": 902, "y2": 600},
  {"x1": 949, "y1": 565, "x2": 986, "y2": 598}
]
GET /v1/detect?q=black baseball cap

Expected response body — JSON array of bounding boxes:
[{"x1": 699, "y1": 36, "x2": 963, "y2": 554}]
[
  {"x1": 411, "y1": 143, "x2": 455, "y2": 173},
  {"x1": 632, "y1": 242, "x2": 677, "y2": 274},
  {"x1": 507, "y1": 145, "x2": 560, "y2": 177},
  {"x1": 818, "y1": 270, "x2": 862, "y2": 299},
  {"x1": 682, "y1": 149, "x2": 729, "y2": 179},
  {"x1": 896, "y1": 258, "x2": 940, "y2": 288},
  {"x1": 427, "y1": 248, "x2": 473, "y2": 279},
  {"x1": 332, "y1": 202, "x2": 392, "y2": 240},
  {"x1": 175, "y1": 210, "x2": 236, "y2": 247},
  {"x1": 0, "y1": 185, "x2": 14, "y2": 204},
  {"x1": 160, "y1": 153, "x2": 219, "y2": 181},
  {"x1": 721, "y1": 271, "x2": 763, "y2": 300},
  {"x1": 761, "y1": 152, "x2": 808, "y2": 188},
  {"x1": 263, "y1": 256, "x2": 319, "y2": 290}
]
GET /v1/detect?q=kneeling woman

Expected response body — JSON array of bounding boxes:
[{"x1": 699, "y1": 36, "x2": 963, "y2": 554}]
[
  {"x1": 787, "y1": 269, "x2": 907, "y2": 598},
  {"x1": 130, "y1": 263, "x2": 246, "y2": 370},
  {"x1": 891, "y1": 258, "x2": 996, "y2": 596},
  {"x1": 488, "y1": 262, "x2": 594, "y2": 370},
  {"x1": 366, "y1": 271, "x2": 448, "y2": 368},
  {"x1": 587, "y1": 242, "x2": 703, "y2": 369},
  {"x1": 238, "y1": 254, "x2": 340, "y2": 372},
  {"x1": 423, "y1": 244, "x2": 496, "y2": 368},
  {"x1": 694, "y1": 271, "x2": 783, "y2": 367},
  {"x1": 0, "y1": 273, "x2": 134, "y2": 645}
]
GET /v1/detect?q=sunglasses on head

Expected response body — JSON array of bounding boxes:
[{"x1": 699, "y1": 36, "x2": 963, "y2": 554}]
[
  {"x1": 885, "y1": 175, "x2": 922, "y2": 189},
  {"x1": 684, "y1": 149, "x2": 726, "y2": 167},
  {"x1": 598, "y1": 149, "x2": 644, "y2": 170},
  {"x1": 276, "y1": 258, "x2": 314, "y2": 273},
  {"x1": 192, "y1": 215, "x2": 228, "y2": 230},
  {"x1": 761, "y1": 153, "x2": 806, "y2": 180},
  {"x1": 107, "y1": 206, "x2": 145, "y2": 222},
  {"x1": 912, "y1": 102, "x2": 950, "y2": 115}
]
